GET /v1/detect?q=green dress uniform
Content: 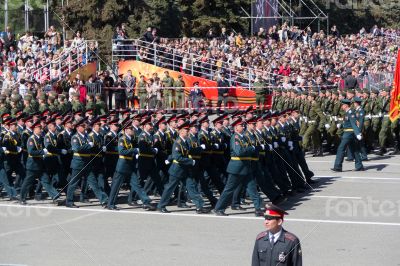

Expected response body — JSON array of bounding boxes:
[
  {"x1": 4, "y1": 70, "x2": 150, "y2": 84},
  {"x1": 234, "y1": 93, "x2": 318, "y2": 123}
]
[
  {"x1": 173, "y1": 79, "x2": 185, "y2": 109},
  {"x1": 162, "y1": 76, "x2": 175, "y2": 108},
  {"x1": 254, "y1": 80, "x2": 266, "y2": 112},
  {"x1": 302, "y1": 100, "x2": 325, "y2": 154},
  {"x1": 157, "y1": 136, "x2": 205, "y2": 211},
  {"x1": 333, "y1": 108, "x2": 364, "y2": 171},
  {"x1": 138, "y1": 81, "x2": 147, "y2": 109},
  {"x1": 65, "y1": 132, "x2": 95, "y2": 207},
  {"x1": 19, "y1": 134, "x2": 59, "y2": 202},
  {"x1": 95, "y1": 100, "x2": 107, "y2": 115},
  {"x1": 252, "y1": 229, "x2": 302, "y2": 266},
  {"x1": 370, "y1": 96, "x2": 382, "y2": 143},
  {"x1": 378, "y1": 96, "x2": 391, "y2": 151},
  {"x1": 213, "y1": 132, "x2": 263, "y2": 215}
]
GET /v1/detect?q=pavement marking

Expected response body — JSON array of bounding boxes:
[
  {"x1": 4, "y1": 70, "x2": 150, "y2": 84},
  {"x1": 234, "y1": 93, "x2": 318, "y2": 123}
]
[
  {"x1": 1, "y1": 204, "x2": 400, "y2": 227},
  {"x1": 309, "y1": 195, "x2": 362, "y2": 199},
  {"x1": 315, "y1": 175, "x2": 400, "y2": 181},
  {"x1": 309, "y1": 160, "x2": 400, "y2": 166}
]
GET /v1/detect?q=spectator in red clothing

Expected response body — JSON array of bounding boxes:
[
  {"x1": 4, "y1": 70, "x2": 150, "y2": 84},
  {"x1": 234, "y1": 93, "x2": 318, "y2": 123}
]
[
  {"x1": 78, "y1": 81, "x2": 87, "y2": 104},
  {"x1": 278, "y1": 62, "x2": 291, "y2": 76}
]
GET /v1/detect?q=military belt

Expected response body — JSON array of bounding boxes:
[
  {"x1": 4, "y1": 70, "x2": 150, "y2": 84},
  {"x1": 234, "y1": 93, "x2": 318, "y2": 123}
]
[
  {"x1": 45, "y1": 152, "x2": 57, "y2": 157},
  {"x1": 105, "y1": 151, "x2": 119, "y2": 155},
  {"x1": 343, "y1": 129, "x2": 354, "y2": 132},
  {"x1": 5, "y1": 151, "x2": 19, "y2": 155},
  {"x1": 119, "y1": 155, "x2": 133, "y2": 160},
  {"x1": 92, "y1": 154, "x2": 103, "y2": 157},
  {"x1": 231, "y1": 157, "x2": 253, "y2": 161},
  {"x1": 308, "y1": 120, "x2": 316, "y2": 124},
  {"x1": 189, "y1": 155, "x2": 201, "y2": 159},
  {"x1": 212, "y1": 151, "x2": 224, "y2": 155},
  {"x1": 28, "y1": 155, "x2": 43, "y2": 158},
  {"x1": 371, "y1": 115, "x2": 380, "y2": 118},
  {"x1": 139, "y1": 153, "x2": 155, "y2": 158},
  {"x1": 383, "y1": 115, "x2": 390, "y2": 118},
  {"x1": 73, "y1": 153, "x2": 92, "y2": 157},
  {"x1": 259, "y1": 152, "x2": 266, "y2": 156}
]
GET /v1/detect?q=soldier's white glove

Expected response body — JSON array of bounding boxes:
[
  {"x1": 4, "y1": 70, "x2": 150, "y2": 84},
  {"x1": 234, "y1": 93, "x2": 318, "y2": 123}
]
[
  {"x1": 102, "y1": 146, "x2": 107, "y2": 152},
  {"x1": 61, "y1": 149, "x2": 68, "y2": 155},
  {"x1": 134, "y1": 148, "x2": 139, "y2": 154},
  {"x1": 135, "y1": 154, "x2": 139, "y2": 159},
  {"x1": 379, "y1": 112, "x2": 382, "y2": 117},
  {"x1": 281, "y1": 137, "x2": 286, "y2": 142},
  {"x1": 367, "y1": 114, "x2": 372, "y2": 119},
  {"x1": 334, "y1": 116, "x2": 338, "y2": 122},
  {"x1": 260, "y1": 144, "x2": 265, "y2": 150},
  {"x1": 356, "y1": 134, "x2": 362, "y2": 140},
  {"x1": 288, "y1": 141, "x2": 293, "y2": 147},
  {"x1": 289, "y1": 145, "x2": 294, "y2": 151},
  {"x1": 43, "y1": 148, "x2": 48, "y2": 155},
  {"x1": 153, "y1": 148, "x2": 158, "y2": 154},
  {"x1": 1, "y1": 147, "x2": 6, "y2": 152},
  {"x1": 192, "y1": 160, "x2": 196, "y2": 166},
  {"x1": 214, "y1": 143, "x2": 219, "y2": 149},
  {"x1": 304, "y1": 117, "x2": 308, "y2": 123},
  {"x1": 268, "y1": 144, "x2": 273, "y2": 151},
  {"x1": 325, "y1": 124, "x2": 330, "y2": 129},
  {"x1": 273, "y1": 142, "x2": 279, "y2": 148},
  {"x1": 165, "y1": 159, "x2": 170, "y2": 165},
  {"x1": 200, "y1": 144, "x2": 206, "y2": 150},
  {"x1": 88, "y1": 142, "x2": 94, "y2": 147},
  {"x1": 17, "y1": 147, "x2": 22, "y2": 153},
  {"x1": 336, "y1": 124, "x2": 341, "y2": 129}
]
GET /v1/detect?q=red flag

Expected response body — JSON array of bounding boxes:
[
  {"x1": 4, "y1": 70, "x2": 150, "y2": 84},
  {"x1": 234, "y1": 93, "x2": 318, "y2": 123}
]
[{"x1": 390, "y1": 49, "x2": 400, "y2": 122}]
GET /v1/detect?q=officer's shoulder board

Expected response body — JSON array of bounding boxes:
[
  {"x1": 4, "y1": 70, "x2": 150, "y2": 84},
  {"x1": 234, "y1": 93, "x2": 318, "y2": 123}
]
[
  {"x1": 284, "y1": 232, "x2": 298, "y2": 242},
  {"x1": 256, "y1": 231, "x2": 268, "y2": 240}
]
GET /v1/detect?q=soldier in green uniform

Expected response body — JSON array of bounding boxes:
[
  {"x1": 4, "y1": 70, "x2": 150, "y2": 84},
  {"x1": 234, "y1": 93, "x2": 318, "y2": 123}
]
[
  {"x1": 10, "y1": 98, "x2": 22, "y2": 118},
  {"x1": 254, "y1": 75, "x2": 266, "y2": 114},
  {"x1": 327, "y1": 91, "x2": 341, "y2": 153},
  {"x1": 331, "y1": 99, "x2": 364, "y2": 172},
  {"x1": 213, "y1": 117, "x2": 264, "y2": 216},
  {"x1": 173, "y1": 75, "x2": 185, "y2": 109},
  {"x1": 376, "y1": 88, "x2": 391, "y2": 155},
  {"x1": 19, "y1": 121, "x2": 62, "y2": 205},
  {"x1": 137, "y1": 75, "x2": 147, "y2": 109},
  {"x1": 48, "y1": 96, "x2": 59, "y2": 113},
  {"x1": 38, "y1": 95, "x2": 48, "y2": 113},
  {"x1": 22, "y1": 96, "x2": 35, "y2": 115},
  {"x1": 302, "y1": 92, "x2": 325, "y2": 156},
  {"x1": 95, "y1": 93, "x2": 107, "y2": 115},
  {"x1": 71, "y1": 93, "x2": 85, "y2": 113},
  {"x1": 0, "y1": 95, "x2": 9, "y2": 116},
  {"x1": 162, "y1": 71, "x2": 175, "y2": 109},
  {"x1": 85, "y1": 94, "x2": 96, "y2": 114},
  {"x1": 157, "y1": 121, "x2": 209, "y2": 214}
]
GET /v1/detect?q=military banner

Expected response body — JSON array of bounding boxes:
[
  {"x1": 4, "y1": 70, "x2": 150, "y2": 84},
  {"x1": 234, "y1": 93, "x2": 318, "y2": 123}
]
[{"x1": 389, "y1": 49, "x2": 400, "y2": 122}]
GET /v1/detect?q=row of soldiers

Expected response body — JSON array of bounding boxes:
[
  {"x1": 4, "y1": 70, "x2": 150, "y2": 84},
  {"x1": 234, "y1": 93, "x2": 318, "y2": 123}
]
[
  {"x1": 0, "y1": 90, "x2": 108, "y2": 118},
  {"x1": 0, "y1": 106, "x2": 316, "y2": 215},
  {"x1": 272, "y1": 87, "x2": 396, "y2": 157}
]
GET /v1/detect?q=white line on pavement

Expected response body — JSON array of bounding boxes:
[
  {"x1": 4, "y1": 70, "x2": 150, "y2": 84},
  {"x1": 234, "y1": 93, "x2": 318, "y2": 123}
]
[
  {"x1": 315, "y1": 176, "x2": 400, "y2": 181},
  {"x1": 1, "y1": 204, "x2": 400, "y2": 227},
  {"x1": 309, "y1": 195, "x2": 362, "y2": 199}
]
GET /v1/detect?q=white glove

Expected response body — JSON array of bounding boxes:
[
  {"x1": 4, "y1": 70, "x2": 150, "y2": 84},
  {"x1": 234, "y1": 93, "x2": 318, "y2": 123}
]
[
  {"x1": 336, "y1": 124, "x2": 341, "y2": 129},
  {"x1": 273, "y1": 142, "x2": 279, "y2": 148},
  {"x1": 200, "y1": 144, "x2": 206, "y2": 150},
  {"x1": 334, "y1": 116, "x2": 338, "y2": 122},
  {"x1": 165, "y1": 159, "x2": 170, "y2": 165},
  {"x1": 367, "y1": 114, "x2": 371, "y2": 119},
  {"x1": 260, "y1": 144, "x2": 265, "y2": 150},
  {"x1": 281, "y1": 137, "x2": 286, "y2": 142},
  {"x1": 88, "y1": 142, "x2": 94, "y2": 147},
  {"x1": 61, "y1": 149, "x2": 68, "y2": 155},
  {"x1": 134, "y1": 148, "x2": 139, "y2": 154},
  {"x1": 214, "y1": 143, "x2": 219, "y2": 149},
  {"x1": 2, "y1": 147, "x2": 6, "y2": 151},
  {"x1": 356, "y1": 134, "x2": 362, "y2": 140},
  {"x1": 379, "y1": 112, "x2": 382, "y2": 117},
  {"x1": 135, "y1": 154, "x2": 139, "y2": 159},
  {"x1": 153, "y1": 148, "x2": 158, "y2": 154},
  {"x1": 43, "y1": 148, "x2": 48, "y2": 155},
  {"x1": 268, "y1": 144, "x2": 273, "y2": 151},
  {"x1": 304, "y1": 117, "x2": 308, "y2": 123},
  {"x1": 102, "y1": 146, "x2": 107, "y2": 152},
  {"x1": 288, "y1": 141, "x2": 293, "y2": 147},
  {"x1": 192, "y1": 160, "x2": 196, "y2": 166},
  {"x1": 325, "y1": 124, "x2": 330, "y2": 129},
  {"x1": 289, "y1": 146, "x2": 294, "y2": 151},
  {"x1": 17, "y1": 147, "x2": 22, "y2": 153}
]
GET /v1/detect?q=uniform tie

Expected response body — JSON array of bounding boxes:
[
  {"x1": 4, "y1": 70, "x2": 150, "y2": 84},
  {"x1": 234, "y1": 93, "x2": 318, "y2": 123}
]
[{"x1": 270, "y1": 234, "x2": 275, "y2": 245}]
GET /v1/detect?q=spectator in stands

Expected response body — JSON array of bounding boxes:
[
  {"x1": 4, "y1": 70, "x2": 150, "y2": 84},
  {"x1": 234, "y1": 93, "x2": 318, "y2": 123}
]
[
  {"x1": 143, "y1": 27, "x2": 154, "y2": 43},
  {"x1": 1, "y1": 26, "x2": 16, "y2": 52},
  {"x1": 344, "y1": 68, "x2": 359, "y2": 89},
  {"x1": 72, "y1": 31, "x2": 85, "y2": 52},
  {"x1": 123, "y1": 70, "x2": 136, "y2": 108},
  {"x1": 114, "y1": 74, "x2": 127, "y2": 109},
  {"x1": 103, "y1": 70, "x2": 114, "y2": 109},
  {"x1": 44, "y1": 25, "x2": 61, "y2": 52},
  {"x1": 78, "y1": 80, "x2": 87, "y2": 104},
  {"x1": 189, "y1": 81, "x2": 204, "y2": 110}
]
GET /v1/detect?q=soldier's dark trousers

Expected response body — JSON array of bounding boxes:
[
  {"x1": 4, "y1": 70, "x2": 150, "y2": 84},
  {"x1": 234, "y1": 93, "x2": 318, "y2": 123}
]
[
  {"x1": 293, "y1": 144, "x2": 314, "y2": 180},
  {"x1": 334, "y1": 132, "x2": 363, "y2": 170},
  {"x1": 191, "y1": 168, "x2": 217, "y2": 205},
  {"x1": 84, "y1": 170, "x2": 108, "y2": 204},
  {"x1": 66, "y1": 168, "x2": 90, "y2": 205},
  {"x1": 129, "y1": 171, "x2": 152, "y2": 205},
  {"x1": 157, "y1": 174, "x2": 204, "y2": 209},
  {"x1": 198, "y1": 163, "x2": 224, "y2": 194},
  {"x1": 0, "y1": 168, "x2": 17, "y2": 198},
  {"x1": 21, "y1": 171, "x2": 59, "y2": 201},
  {"x1": 215, "y1": 173, "x2": 262, "y2": 211}
]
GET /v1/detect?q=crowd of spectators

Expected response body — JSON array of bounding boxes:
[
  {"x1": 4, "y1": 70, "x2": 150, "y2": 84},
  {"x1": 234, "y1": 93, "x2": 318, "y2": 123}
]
[{"x1": 114, "y1": 23, "x2": 398, "y2": 93}]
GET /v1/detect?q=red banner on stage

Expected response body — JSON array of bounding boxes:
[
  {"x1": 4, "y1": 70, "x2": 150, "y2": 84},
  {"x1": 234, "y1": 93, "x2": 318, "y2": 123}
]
[
  {"x1": 118, "y1": 60, "x2": 272, "y2": 109},
  {"x1": 390, "y1": 49, "x2": 400, "y2": 122}
]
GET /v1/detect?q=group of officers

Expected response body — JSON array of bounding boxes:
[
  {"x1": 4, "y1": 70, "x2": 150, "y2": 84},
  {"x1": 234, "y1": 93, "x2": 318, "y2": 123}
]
[{"x1": 0, "y1": 103, "x2": 318, "y2": 216}]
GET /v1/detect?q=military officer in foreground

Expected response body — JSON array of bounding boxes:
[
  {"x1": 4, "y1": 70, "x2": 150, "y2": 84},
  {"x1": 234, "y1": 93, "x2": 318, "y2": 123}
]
[{"x1": 252, "y1": 204, "x2": 302, "y2": 266}]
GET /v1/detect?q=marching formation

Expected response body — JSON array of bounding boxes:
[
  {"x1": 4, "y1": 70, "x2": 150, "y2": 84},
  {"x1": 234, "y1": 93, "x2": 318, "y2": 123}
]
[{"x1": 0, "y1": 105, "x2": 318, "y2": 216}]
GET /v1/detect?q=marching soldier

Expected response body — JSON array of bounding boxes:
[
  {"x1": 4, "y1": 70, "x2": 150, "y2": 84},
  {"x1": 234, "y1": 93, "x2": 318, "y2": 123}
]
[
  {"x1": 252, "y1": 205, "x2": 302, "y2": 266},
  {"x1": 377, "y1": 88, "x2": 391, "y2": 155},
  {"x1": 157, "y1": 121, "x2": 210, "y2": 214},
  {"x1": 103, "y1": 120, "x2": 120, "y2": 194},
  {"x1": 57, "y1": 116, "x2": 74, "y2": 188},
  {"x1": 331, "y1": 99, "x2": 364, "y2": 172}
]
